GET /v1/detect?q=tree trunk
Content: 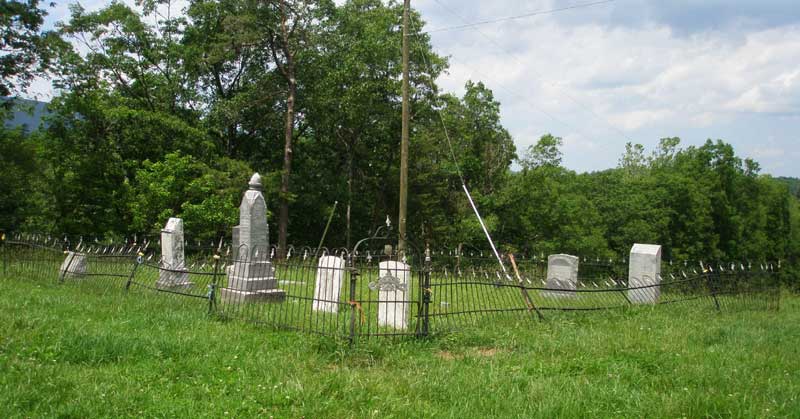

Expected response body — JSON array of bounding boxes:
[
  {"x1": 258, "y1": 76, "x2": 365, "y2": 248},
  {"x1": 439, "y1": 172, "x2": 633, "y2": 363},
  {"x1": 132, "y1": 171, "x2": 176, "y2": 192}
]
[
  {"x1": 277, "y1": 83, "x2": 294, "y2": 259},
  {"x1": 346, "y1": 145, "x2": 353, "y2": 249},
  {"x1": 276, "y1": 0, "x2": 295, "y2": 260}
]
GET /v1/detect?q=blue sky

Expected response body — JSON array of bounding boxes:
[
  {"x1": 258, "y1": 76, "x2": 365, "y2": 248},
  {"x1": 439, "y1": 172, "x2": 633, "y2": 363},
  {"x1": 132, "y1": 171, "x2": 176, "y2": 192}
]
[{"x1": 30, "y1": 0, "x2": 800, "y2": 177}]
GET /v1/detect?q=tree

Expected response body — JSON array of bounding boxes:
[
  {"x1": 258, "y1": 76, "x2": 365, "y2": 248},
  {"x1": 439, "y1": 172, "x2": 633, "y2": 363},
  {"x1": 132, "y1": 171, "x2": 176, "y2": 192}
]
[
  {"x1": 521, "y1": 134, "x2": 562, "y2": 170},
  {"x1": 0, "y1": 120, "x2": 40, "y2": 230},
  {"x1": 55, "y1": 2, "x2": 196, "y2": 117},
  {"x1": 302, "y1": 0, "x2": 446, "y2": 246},
  {"x1": 0, "y1": 0, "x2": 61, "y2": 98},
  {"x1": 130, "y1": 152, "x2": 254, "y2": 241},
  {"x1": 259, "y1": 0, "x2": 327, "y2": 256}
]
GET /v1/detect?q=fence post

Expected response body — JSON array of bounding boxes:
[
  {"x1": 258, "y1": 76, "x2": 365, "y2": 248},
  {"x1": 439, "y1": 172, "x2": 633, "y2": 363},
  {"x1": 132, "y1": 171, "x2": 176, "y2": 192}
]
[
  {"x1": 208, "y1": 254, "x2": 220, "y2": 315},
  {"x1": 508, "y1": 253, "x2": 544, "y2": 321},
  {"x1": 348, "y1": 266, "x2": 358, "y2": 345},
  {"x1": 125, "y1": 252, "x2": 143, "y2": 291},
  {"x1": 704, "y1": 264, "x2": 721, "y2": 312},
  {"x1": 419, "y1": 247, "x2": 432, "y2": 337},
  {"x1": 1, "y1": 232, "x2": 6, "y2": 277},
  {"x1": 619, "y1": 287, "x2": 633, "y2": 306}
]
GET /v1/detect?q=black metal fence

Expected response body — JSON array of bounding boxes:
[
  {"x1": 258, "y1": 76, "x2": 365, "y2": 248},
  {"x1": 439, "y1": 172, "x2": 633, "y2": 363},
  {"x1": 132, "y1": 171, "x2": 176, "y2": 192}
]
[{"x1": 0, "y1": 233, "x2": 782, "y2": 340}]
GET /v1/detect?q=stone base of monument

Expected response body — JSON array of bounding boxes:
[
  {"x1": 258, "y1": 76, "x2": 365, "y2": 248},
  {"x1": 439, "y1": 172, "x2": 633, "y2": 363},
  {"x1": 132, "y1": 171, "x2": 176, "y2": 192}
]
[
  {"x1": 156, "y1": 270, "x2": 194, "y2": 290},
  {"x1": 221, "y1": 262, "x2": 286, "y2": 303},
  {"x1": 219, "y1": 287, "x2": 286, "y2": 302}
]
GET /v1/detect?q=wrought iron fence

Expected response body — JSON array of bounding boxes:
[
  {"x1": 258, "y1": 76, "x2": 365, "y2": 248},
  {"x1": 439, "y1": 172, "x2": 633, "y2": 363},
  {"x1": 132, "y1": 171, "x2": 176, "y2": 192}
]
[{"x1": 0, "y1": 233, "x2": 783, "y2": 340}]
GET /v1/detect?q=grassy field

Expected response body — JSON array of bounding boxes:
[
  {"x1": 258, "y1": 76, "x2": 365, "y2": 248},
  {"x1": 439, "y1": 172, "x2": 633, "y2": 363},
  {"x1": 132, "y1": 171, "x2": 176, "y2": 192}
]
[{"x1": 0, "y1": 277, "x2": 798, "y2": 418}]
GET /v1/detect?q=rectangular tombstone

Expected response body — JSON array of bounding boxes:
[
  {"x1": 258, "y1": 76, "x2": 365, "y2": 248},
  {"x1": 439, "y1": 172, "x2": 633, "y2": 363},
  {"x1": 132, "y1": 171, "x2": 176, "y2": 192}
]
[
  {"x1": 59, "y1": 251, "x2": 87, "y2": 279},
  {"x1": 312, "y1": 256, "x2": 346, "y2": 313},
  {"x1": 627, "y1": 244, "x2": 662, "y2": 304},
  {"x1": 157, "y1": 217, "x2": 192, "y2": 289},
  {"x1": 221, "y1": 173, "x2": 286, "y2": 303},
  {"x1": 375, "y1": 260, "x2": 410, "y2": 330},
  {"x1": 544, "y1": 254, "x2": 579, "y2": 298}
]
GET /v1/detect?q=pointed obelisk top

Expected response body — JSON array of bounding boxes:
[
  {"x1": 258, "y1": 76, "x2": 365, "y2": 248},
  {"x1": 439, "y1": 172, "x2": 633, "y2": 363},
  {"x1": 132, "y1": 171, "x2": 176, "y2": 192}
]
[{"x1": 248, "y1": 173, "x2": 262, "y2": 191}]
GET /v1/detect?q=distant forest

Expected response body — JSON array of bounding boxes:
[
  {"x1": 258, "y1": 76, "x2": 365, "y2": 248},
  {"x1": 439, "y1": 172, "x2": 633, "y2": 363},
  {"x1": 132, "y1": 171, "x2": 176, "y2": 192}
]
[
  {"x1": 1, "y1": 1, "x2": 798, "y2": 278},
  {"x1": 778, "y1": 177, "x2": 800, "y2": 198}
]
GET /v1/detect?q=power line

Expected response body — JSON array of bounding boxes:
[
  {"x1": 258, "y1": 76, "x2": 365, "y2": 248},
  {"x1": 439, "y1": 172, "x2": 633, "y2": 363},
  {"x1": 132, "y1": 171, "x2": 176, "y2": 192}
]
[
  {"x1": 430, "y1": 0, "x2": 635, "y2": 144},
  {"x1": 424, "y1": 0, "x2": 615, "y2": 34},
  {"x1": 444, "y1": 53, "x2": 601, "y2": 145},
  {"x1": 411, "y1": 13, "x2": 611, "y2": 163}
]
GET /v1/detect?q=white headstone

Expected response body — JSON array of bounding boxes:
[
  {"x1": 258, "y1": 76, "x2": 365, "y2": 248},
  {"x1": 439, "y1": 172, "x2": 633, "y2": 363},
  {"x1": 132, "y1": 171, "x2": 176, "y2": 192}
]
[
  {"x1": 627, "y1": 243, "x2": 661, "y2": 304},
  {"x1": 59, "y1": 251, "x2": 87, "y2": 279},
  {"x1": 157, "y1": 217, "x2": 191, "y2": 289},
  {"x1": 544, "y1": 254, "x2": 579, "y2": 297},
  {"x1": 221, "y1": 173, "x2": 285, "y2": 302},
  {"x1": 312, "y1": 256, "x2": 345, "y2": 313},
  {"x1": 375, "y1": 260, "x2": 410, "y2": 330}
]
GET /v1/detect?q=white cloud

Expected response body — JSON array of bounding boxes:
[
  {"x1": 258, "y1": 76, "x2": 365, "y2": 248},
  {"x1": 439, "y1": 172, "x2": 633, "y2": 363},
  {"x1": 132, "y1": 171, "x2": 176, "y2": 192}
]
[{"x1": 419, "y1": 0, "x2": 800, "y2": 176}]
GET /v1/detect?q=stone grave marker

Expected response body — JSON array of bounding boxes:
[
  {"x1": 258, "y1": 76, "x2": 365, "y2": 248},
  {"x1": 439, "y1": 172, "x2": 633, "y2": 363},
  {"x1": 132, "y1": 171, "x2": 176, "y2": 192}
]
[
  {"x1": 544, "y1": 254, "x2": 579, "y2": 297},
  {"x1": 312, "y1": 255, "x2": 346, "y2": 313},
  {"x1": 59, "y1": 251, "x2": 87, "y2": 279},
  {"x1": 156, "y1": 217, "x2": 192, "y2": 289},
  {"x1": 627, "y1": 243, "x2": 662, "y2": 304},
  {"x1": 372, "y1": 260, "x2": 410, "y2": 330},
  {"x1": 220, "y1": 173, "x2": 286, "y2": 302}
]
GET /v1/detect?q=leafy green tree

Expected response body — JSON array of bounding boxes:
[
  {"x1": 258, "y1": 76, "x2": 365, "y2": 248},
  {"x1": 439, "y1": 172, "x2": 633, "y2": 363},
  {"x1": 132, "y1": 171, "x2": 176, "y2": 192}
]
[
  {"x1": 0, "y1": 0, "x2": 61, "y2": 98},
  {"x1": 130, "y1": 152, "x2": 254, "y2": 241},
  {"x1": 520, "y1": 133, "x2": 562, "y2": 170},
  {"x1": 498, "y1": 134, "x2": 608, "y2": 256},
  {"x1": 0, "y1": 121, "x2": 41, "y2": 230},
  {"x1": 41, "y1": 91, "x2": 214, "y2": 236}
]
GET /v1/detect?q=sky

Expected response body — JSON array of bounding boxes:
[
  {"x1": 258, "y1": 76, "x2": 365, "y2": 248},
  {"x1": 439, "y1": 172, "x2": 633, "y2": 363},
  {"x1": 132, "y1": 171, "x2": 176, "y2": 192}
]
[{"x1": 30, "y1": 0, "x2": 800, "y2": 177}]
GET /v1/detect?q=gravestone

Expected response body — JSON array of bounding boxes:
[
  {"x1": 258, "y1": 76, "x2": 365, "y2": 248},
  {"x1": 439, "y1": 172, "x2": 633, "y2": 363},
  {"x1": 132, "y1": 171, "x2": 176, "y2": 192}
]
[
  {"x1": 59, "y1": 251, "x2": 87, "y2": 279},
  {"x1": 373, "y1": 260, "x2": 410, "y2": 330},
  {"x1": 156, "y1": 217, "x2": 192, "y2": 289},
  {"x1": 544, "y1": 254, "x2": 579, "y2": 297},
  {"x1": 220, "y1": 173, "x2": 285, "y2": 302},
  {"x1": 312, "y1": 255, "x2": 346, "y2": 313},
  {"x1": 627, "y1": 243, "x2": 661, "y2": 304}
]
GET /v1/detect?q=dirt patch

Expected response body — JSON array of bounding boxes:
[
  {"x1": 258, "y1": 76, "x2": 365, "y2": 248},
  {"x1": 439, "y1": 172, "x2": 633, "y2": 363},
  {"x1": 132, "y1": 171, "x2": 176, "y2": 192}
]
[
  {"x1": 436, "y1": 351, "x2": 463, "y2": 361},
  {"x1": 474, "y1": 347, "x2": 503, "y2": 357},
  {"x1": 437, "y1": 348, "x2": 505, "y2": 360}
]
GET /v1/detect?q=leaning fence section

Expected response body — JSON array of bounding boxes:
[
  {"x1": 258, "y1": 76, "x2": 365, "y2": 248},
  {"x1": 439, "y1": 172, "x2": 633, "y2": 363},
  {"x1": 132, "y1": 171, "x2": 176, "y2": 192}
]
[{"x1": 0, "y1": 235, "x2": 784, "y2": 340}]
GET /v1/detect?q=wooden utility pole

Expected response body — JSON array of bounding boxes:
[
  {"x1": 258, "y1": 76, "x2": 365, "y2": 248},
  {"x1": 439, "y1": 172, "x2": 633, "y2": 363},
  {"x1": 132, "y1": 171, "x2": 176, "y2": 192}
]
[{"x1": 398, "y1": 0, "x2": 410, "y2": 253}]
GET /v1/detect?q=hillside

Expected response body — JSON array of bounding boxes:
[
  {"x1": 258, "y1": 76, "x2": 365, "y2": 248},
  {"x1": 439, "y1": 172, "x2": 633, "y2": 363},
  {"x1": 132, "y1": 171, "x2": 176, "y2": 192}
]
[
  {"x1": 2, "y1": 98, "x2": 49, "y2": 133},
  {"x1": 777, "y1": 177, "x2": 800, "y2": 198}
]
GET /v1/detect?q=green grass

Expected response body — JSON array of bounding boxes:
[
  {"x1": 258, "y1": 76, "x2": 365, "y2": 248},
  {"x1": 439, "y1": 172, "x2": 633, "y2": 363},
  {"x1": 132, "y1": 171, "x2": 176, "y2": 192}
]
[{"x1": 1, "y1": 276, "x2": 799, "y2": 418}]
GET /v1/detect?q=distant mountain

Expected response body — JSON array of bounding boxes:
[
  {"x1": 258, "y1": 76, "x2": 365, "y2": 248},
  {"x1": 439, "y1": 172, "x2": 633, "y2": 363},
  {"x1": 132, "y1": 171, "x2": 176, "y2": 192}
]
[
  {"x1": 2, "y1": 98, "x2": 50, "y2": 133},
  {"x1": 776, "y1": 177, "x2": 800, "y2": 198}
]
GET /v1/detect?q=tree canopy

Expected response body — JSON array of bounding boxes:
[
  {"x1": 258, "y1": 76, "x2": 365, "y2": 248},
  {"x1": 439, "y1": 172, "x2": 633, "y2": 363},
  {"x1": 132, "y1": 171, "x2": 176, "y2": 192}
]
[{"x1": 1, "y1": 0, "x2": 798, "y2": 280}]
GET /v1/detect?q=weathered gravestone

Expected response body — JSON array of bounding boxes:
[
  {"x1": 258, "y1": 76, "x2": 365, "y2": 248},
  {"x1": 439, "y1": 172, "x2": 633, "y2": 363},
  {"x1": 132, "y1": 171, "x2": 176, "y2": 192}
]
[
  {"x1": 627, "y1": 243, "x2": 662, "y2": 304},
  {"x1": 372, "y1": 260, "x2": 410, "y2": 330},
  {"x1": 220, "y1": 173, "x2": 286, "y2": 302},
  {"x1": 156, "y1": 217, "x2": 192, "y2": 289},
  {"x1": 544, "y1": 254, "x2": 579, "y2": 297},
  {"x1": 59, "y1": 251, "x2": 87, "y2": 279},
  {"x1": 312, "y1": 255, "x2": 346, "y2": 313}
]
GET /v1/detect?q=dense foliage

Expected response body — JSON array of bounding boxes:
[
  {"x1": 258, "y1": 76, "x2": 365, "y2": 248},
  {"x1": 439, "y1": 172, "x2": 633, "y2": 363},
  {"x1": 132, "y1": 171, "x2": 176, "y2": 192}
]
[{"x1": 1, "y1": 1, "x2": 798, "y2": 276}]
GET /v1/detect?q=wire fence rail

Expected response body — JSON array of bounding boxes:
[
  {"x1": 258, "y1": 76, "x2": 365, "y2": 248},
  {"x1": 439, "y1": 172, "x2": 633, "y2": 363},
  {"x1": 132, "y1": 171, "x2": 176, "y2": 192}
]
[{"x1": 0, "y1": 234, "x2": 782, "y2": 341}]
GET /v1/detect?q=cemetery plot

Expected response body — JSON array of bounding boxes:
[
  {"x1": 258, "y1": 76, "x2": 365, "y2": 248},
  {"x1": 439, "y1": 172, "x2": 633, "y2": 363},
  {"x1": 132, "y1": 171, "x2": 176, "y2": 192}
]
[{"x1": 0, "y1": 233, "x2": 783, "y2": 340}]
